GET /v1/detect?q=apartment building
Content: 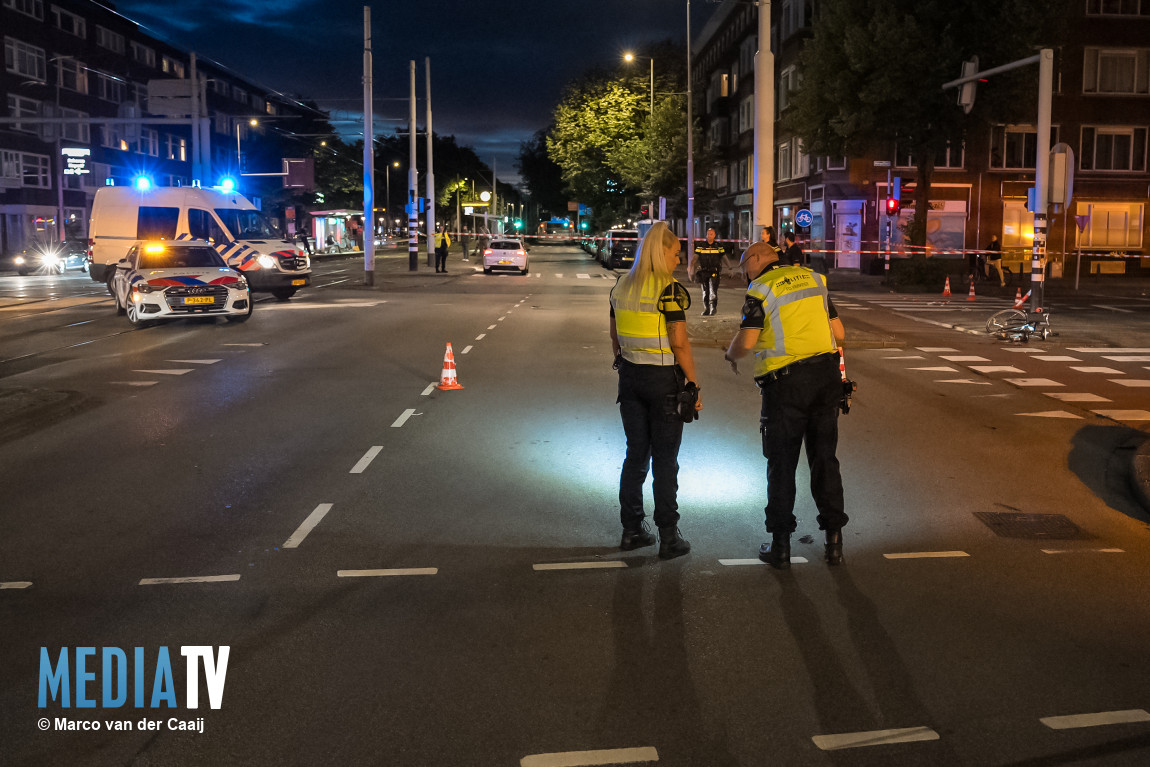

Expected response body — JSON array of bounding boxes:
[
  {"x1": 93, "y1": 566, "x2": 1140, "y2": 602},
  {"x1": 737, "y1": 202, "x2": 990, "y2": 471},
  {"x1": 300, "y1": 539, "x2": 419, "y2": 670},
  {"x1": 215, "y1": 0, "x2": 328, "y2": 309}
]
[
  {"x1": 1, "y1": 0, "x2": 312, "y2": 256},
  {"x1": 693, "y1": 0, "x2": 1149, "y2": 276}
]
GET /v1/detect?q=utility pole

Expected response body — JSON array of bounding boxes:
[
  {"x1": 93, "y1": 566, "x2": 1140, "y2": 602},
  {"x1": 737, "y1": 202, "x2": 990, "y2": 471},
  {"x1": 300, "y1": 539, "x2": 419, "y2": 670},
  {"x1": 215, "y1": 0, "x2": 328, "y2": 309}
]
[
  {"x1": 362, "y1": 6, "x2": 375, "y2": 285},
  {"x1": 408, "y1": 60, "x2": 418, "y2": 271},
  {"x1": 685, "y1": 0, "x2": 695, "y2": 273},
  {"x1": 425, "y1": 57, "x2": 435, "y2": 268},
  {"x1": 753, "y1": 0, "x2": 775, "y2": 244}
]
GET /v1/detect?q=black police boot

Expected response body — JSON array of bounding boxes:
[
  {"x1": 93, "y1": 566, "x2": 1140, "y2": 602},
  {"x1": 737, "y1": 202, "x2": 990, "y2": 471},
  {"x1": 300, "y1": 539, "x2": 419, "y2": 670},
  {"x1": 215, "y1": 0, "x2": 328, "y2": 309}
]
[
  {"x1": 825, "y1": 529, "x2": 844, "y2": 566},
  {"x1": 657, "y1": 526, "x2": 691, "y2": 560},
  {"x1": 619, "y1": 523, "x2": 656, "y2": 551},
  {"x1": 758, "y1": 533, "x2": 791, "y2": 569}
]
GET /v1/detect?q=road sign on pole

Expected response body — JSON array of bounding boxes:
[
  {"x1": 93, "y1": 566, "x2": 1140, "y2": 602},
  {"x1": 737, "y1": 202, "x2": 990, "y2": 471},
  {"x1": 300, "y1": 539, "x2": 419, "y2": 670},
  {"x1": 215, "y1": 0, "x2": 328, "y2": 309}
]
[{"x1": 795, "y1": 209, "x2": 813, "y2": 229}]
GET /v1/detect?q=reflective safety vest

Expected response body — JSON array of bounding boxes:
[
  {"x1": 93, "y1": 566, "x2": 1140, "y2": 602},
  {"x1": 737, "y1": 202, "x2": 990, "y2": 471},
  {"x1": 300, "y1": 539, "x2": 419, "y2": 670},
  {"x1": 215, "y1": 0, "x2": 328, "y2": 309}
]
[
  {"x1": 694, "y1": 241, "x2": 725, "y2": 273},
  {"x1": 611, "y1": 276, "x2": 690, "y2": 366},
  {"x1": 746, "y1": 265, "x2": 837, "y2": 377}
]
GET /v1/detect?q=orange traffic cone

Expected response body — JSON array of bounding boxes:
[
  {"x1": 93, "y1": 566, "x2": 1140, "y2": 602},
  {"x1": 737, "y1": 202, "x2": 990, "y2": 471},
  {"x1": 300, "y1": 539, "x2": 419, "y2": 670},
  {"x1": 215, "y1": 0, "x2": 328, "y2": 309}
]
[
  {"x1": 967, "y1": 278, "x2": 976, "y2": 301},
  {"x1": 1013, "y1": 287, "x2": 1022, "y2": 306},
  {"x1": 436, "y1": 342, "x2": 464, "y2": 390},
  {"x1": 942, "y1": 277, "x2": 952, "y2": 297},
  {"x1": 1014, "y1": 289, "x2": 1031, "y2": 309}
]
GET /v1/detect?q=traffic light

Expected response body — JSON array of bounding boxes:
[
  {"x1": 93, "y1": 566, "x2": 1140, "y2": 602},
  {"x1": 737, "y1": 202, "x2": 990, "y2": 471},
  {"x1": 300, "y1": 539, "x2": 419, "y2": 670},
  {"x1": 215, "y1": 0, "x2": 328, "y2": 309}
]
[
  {"x1": 885, "y1": 197, "x2": 900, "y2": 216},
  {"x1": 580, "y1": 221, "x2": 588, "y2": 230},
  {"x1": 514, "y1": 219, "x2": 523, "y2": 230}
]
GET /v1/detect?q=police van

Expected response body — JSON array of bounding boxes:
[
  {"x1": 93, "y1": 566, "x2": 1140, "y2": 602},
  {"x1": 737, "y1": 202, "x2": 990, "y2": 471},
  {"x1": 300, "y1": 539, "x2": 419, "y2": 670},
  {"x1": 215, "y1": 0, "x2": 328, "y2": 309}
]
[{"x1": 88, "y1": 185, "x2": 311, "y2": 299}]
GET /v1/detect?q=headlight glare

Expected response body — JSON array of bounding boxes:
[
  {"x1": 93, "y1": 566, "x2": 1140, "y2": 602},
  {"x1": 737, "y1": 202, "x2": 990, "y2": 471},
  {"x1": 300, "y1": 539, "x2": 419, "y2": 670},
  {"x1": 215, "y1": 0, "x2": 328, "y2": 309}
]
[{"x1": 257, "y1": 255, "x2": 276, "y2": 269}]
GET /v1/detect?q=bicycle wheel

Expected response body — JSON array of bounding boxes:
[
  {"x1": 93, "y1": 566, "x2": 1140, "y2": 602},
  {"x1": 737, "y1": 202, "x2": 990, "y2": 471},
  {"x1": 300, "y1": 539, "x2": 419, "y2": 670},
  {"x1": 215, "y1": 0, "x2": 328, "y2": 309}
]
[{"x1": 986, "y1": 308, "x2": 1026, "y2": 336}]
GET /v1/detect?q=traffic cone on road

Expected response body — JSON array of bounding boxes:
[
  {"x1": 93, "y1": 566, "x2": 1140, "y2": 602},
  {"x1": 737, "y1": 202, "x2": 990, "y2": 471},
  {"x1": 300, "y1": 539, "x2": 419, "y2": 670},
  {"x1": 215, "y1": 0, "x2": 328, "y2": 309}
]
[
  {"x1": 1014, "y1": 289, "x2": 1031, "y2": 309},
  {"x1": 967, "y1": 278, "x2": 977, "y2": 301},
  {"x1": 436, "y1": 342, "x2": 464, "y2": 391},
  {"x1": 1013, "y1": 287, "x2": 1022, "y2": 306},
  {"x1": 942, "y1": 277, "x2": 952, "y2": 297}
]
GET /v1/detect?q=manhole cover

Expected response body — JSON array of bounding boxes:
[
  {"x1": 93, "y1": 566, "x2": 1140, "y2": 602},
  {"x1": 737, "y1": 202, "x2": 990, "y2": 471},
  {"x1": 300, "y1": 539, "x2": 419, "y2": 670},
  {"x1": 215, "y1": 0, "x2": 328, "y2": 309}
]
[{"x1": 973, "y1": 512, "x2": 1090, "y2": 540}]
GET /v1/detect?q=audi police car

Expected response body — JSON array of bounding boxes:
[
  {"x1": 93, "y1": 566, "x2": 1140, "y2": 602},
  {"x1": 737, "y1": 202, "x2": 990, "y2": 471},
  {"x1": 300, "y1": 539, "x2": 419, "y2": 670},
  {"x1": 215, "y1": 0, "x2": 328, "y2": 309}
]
[{"x1": 110, "y1": 241, "x2": 253, "y2": 326}]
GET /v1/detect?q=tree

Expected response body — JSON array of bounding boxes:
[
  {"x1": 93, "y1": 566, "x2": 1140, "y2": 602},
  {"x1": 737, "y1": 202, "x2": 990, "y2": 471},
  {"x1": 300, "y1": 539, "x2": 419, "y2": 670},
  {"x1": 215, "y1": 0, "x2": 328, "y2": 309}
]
[
  {"x1": 787, "y1": 0, "x2": 1069, "y2": 245},
  {"x1": 516, "y1": 128, "x2": 568, "y2": 217}
]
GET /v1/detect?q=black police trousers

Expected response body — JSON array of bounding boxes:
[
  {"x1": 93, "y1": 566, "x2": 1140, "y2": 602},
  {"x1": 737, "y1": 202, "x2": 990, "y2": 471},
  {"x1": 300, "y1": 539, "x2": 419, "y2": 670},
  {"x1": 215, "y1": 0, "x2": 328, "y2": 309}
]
[
  {"x1": 759, "y1": 355, "x2": 847, "y2": 534},
  {"x1": 700, "y1": 273, "x2": 720, "y2": 312},
  {"x1": 617, "y1": 360, "x2": 683, "y2": 531}
]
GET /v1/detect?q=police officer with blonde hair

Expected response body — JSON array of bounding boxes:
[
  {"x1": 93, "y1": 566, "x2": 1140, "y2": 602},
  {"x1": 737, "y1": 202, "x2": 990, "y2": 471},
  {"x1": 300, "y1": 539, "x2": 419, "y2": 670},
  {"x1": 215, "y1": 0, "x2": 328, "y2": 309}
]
[
  {"x1": 610, "y1": 222, "x2": 701, "y2": 559},
  {"x1": 725, "y1": 239, "x2": 847, "y2": 568}
]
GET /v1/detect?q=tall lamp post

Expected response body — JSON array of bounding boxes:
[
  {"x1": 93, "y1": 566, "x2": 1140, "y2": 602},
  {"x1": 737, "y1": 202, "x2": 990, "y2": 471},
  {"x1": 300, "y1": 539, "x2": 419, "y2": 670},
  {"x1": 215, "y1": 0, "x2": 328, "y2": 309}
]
[
  {"x1": 623, "y1": 52, "x2": 654, "y2": 113},
  {"x1": 235, "y1": 118, "x2": 257, "y2": 168},
  {"x1": 386, "y1": 161, "x2": 399, "y2": 235}
]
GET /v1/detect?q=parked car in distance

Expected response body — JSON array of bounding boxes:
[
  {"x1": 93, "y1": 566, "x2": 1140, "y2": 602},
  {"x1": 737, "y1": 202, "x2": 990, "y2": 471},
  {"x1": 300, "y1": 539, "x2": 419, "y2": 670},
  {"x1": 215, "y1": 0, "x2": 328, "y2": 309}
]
[
  {"x1": 482, "y1": 238, "x2": 530, "y2": 275},
  {"x1": 602, "y1": 229, "x2": 639, "y2": 270},
  {"x1": 110, "y1": 240, "x2": 253, "y2": 326}
]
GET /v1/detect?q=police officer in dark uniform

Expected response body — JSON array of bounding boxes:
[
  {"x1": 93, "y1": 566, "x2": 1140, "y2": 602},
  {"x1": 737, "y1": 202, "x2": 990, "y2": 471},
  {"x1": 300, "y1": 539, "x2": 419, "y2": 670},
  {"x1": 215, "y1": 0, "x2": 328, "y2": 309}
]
[
  {"x1": 693, "y1": 227, "x2": 725, "y2": 316},
  {"x1": 724, "y1": 240, "x2": 848, "y2": 568}
]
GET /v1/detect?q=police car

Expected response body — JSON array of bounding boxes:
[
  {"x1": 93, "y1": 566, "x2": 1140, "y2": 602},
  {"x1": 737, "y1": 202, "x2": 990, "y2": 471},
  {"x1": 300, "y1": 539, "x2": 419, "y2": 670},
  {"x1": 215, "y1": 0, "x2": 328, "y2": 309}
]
[{"x1": 110, "y1": 241, "x2": 253, "y2": 326}]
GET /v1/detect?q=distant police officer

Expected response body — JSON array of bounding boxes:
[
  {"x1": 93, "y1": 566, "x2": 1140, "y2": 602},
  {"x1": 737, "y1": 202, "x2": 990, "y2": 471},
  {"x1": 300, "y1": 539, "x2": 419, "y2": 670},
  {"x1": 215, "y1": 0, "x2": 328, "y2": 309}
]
[
  {"x1": 610, "y1": 221, "x2": 701, "y2": 559},
  {"x1": 694, "y1": 227, "x2": 725, "y2": 316},
  {"x1": 724, "y1": 240, "x2": 848, "y2": 568}
]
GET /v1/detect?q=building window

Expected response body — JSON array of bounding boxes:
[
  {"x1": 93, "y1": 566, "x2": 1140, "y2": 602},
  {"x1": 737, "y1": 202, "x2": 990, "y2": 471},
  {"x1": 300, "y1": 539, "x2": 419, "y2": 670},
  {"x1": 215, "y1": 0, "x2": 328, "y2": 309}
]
[
  {"x1": 166, "y1": 134, "x2": 187, "y2": 161},
  {"x1": 1, "y1": 150, "x2": 20, "y2": 185},
  {"x1": 7, "y1": 94, "x2": 40, "y2": 133},
  {"x1": 22, "y1": 152, "x2": 50, "y2": 188},
  {"x1": 779, "y1": 0, "x2": 801, "y2": 40},
  {"x1": 212, "y1": 80, "x2": 230, "y2": 98},
  {"x1": 739, "y1": 36, "x2": 757, "y2": 74},
  {"x1": 95, "y1": 73, "x2": 124, "y2": 102},
  {"x1": 1080, "y1": 126, "x2": 1148, "y2": 171},
  {"x1": 1076, "y1": 201, "x2": 1144, "y2": 248},
  {"x1": 56, "y1": 56, "x2": 87, "y2": 94},
  {"x1": 990, "y1": 125, "x2": 1060, "y2": 169},
  {"x1": 1083, "y1": 48, "x2": 1150, "y2": 94},
  {"x1": 214, "y1": 112, "x2": 229, "y2": 135},
  {"x1": 792, "y1": 138, "x2": 809, "y2": 178},
  {"x1": 95, "y1": 26, "x2": 126, "y2": 54},
  {"x1": 232, "y1": 86, "x2": 247, "y2": 104},
  {"x1": 777, "y1": 142, "x2": 792, "y2": 182},
  {"x1": 51, "y1": 6, "x2": 87, "y2": 38},
  {"x1": 251, "y1": 95, "x2": 265, "y2": 112},
  {"x1": 265, "y1": 101, "x2": 277, "y2": 116},
  {"x1": 5, "y1": 37, "x2": 47, "y2": 82},
  {"x1": 60, "y1": 107, "x2": 89, "y2": 142},
  {"x1": 709, "y1": 118, "x2": 727, "y2": 148},
  {"x1": 826, "y1": 156, "x2": 846, "y2": 170},
  {"x1": 161, "y1": 56, "x2": 185, "y2": 78},
  {"x1": 895, "y1": 141, "x2": 964, "y2": 169},
  {"x1": 1085, "y1": 0, "x2": 1150, "y2": 16},
  {"x1": 137, "y1": 128, "x2": 158, "y2": 156},
  {"x1": 3, "y1": 0, "x2": 45, "y2": 21},
  {"x1": 739, "y1": 95, "x2": 754, "y2": 134},
  {"x1": 131, "y1": 42, "x2": 156, "y2": 67}
]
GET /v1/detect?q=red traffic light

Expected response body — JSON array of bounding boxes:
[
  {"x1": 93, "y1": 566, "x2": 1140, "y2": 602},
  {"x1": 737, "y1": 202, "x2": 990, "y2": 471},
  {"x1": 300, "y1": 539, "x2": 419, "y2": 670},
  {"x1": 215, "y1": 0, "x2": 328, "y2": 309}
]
[{"x1": 885, "y1": 197, "x2": 901, "y2": 216}]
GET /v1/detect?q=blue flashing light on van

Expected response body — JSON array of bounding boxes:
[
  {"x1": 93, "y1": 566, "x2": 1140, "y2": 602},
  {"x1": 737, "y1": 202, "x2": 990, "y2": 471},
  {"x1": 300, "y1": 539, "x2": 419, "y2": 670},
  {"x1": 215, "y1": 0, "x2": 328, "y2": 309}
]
[
  {"x1": 133, "y1": 175, "x2": 152, "y2": 192},
  {"x1": 218, "y1": 177, "x2": 237, "y2": 193}
]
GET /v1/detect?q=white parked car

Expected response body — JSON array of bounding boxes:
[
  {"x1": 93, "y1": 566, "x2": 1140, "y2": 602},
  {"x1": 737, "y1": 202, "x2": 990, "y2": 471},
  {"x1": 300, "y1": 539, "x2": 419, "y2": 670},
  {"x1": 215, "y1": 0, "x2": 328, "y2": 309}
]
[
  {"x1": 111, "y1": 241, "x2": 253, "y2": 326},
  {"x1": 482, "y1": 239, "x2": 530, "y2": 275}
]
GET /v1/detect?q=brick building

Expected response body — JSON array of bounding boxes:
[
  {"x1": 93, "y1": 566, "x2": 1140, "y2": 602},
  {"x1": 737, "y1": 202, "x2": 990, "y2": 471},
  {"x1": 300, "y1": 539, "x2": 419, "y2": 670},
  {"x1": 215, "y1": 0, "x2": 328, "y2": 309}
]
[
  {"x1": 1, "y1": 0, "x2": 314, "y2": 256},
  {"x1": 693, "y1": 0, "x2": 1149, "y2": 277}
]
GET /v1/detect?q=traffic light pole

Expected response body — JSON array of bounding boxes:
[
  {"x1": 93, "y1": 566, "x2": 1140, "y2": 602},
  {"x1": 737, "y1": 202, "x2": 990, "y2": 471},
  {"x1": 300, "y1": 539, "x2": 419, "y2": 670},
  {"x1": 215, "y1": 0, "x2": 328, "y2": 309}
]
[{"x1": 943, "y1": 49, "x2": 1051, "y2": 314}]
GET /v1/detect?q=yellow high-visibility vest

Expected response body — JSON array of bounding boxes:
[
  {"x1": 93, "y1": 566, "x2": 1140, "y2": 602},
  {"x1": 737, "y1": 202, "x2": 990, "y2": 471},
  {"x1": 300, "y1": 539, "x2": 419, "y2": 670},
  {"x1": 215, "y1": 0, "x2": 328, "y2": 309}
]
[
  {"x1": 746, "y1": 266, "x2": 836, "y2": 377},
  {"x1": 611, "y1": 277, "x2": 690, "y2": 366}
]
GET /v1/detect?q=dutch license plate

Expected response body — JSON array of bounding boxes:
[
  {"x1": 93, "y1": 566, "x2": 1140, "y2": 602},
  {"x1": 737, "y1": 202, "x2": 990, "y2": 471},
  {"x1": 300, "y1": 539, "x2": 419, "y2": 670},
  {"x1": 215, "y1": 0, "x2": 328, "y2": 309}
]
[
  {"x1": 499, "y1": 260, "x2": 512, "y2": 265},
  {"x1": 183, "y1": 296, "x2": 215, "y2": 305},
  {"x1": 291, "y1": 279, "x2": 305, "y2": 286}
]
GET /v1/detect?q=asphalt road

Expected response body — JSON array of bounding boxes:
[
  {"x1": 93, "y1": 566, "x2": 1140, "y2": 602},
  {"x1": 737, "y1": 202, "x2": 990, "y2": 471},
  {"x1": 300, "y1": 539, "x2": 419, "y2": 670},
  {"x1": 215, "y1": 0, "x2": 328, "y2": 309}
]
[{"x1": 2, "y1": 246, "x2": 1149, "y2": 766}]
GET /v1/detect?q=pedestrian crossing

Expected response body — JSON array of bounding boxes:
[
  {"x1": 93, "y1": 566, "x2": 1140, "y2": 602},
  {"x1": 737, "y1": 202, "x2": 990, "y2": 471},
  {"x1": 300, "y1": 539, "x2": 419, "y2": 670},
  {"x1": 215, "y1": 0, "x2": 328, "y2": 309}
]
[
  {"x1": 836, "y1": 292, "x2": 1147, "y2": 315},
  {"x1": 862, "y1": 345, "x2": 1150, "y2": 424}
]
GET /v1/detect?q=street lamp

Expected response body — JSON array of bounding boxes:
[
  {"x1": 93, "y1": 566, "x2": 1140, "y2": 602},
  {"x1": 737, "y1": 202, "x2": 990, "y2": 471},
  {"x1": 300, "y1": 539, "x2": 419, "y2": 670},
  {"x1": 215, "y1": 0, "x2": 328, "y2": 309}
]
[
  {"x1": 386, "y1": 161, "x2": 399, "y2": 234},
  {"x1": 623, "y1": 52, "x2": 654, "y2": 114},
  {"x1": 236, "y1": 118, "x2": 257, "y2": 168}
]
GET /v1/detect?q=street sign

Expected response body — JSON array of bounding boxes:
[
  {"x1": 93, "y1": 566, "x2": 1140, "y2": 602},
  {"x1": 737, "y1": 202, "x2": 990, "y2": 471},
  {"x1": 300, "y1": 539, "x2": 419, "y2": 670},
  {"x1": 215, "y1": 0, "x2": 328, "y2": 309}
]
[
  {"x1": 147, "y1": 79, "x2": 194, "y2": 117},
  {"x1": 1048, "y1": 143, "x2": 1075, "y2": 214},
  {"x1": 61, "y1": 147, "x2": 91, "y2": 176},
  {"x1": 1075, "y1": 215, "x2": 1089, "y2": 231},
  {"x1": 873, "y1": 160, "x2": 891, "y2": 167},
  {"x1": 795, "y1": 208, "x2": 813, "y2": 228}
]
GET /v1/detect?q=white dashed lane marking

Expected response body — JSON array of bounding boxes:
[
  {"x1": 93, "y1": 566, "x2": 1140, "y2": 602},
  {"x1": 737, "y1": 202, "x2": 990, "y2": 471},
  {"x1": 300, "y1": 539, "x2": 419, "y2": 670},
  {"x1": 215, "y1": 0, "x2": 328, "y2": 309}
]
[
  {"x1": 916, "y1": 347, "x2": 957, "y2": 352},
  {"x1": 1040, "y1": 710, "x2": 1150, "y2": 730},
  {"x1": 1111, "y1": 379, "x2": 1150, "y2": 387},
  {"x1": 461, "y1": 345, "x2": 473, "y2": 354},
  {"x1": 1042, "y1": 548, "x2": 1124, "y2": 555},
  {"x1": 283, "y1": 503, "x2": 334, "y2": 549},
  {"x1": 391, "y1": 409, "x2": 418, "y2": 428},
  {"x1": 940, "y1": 355, "x2": 989, "y2": 362},
  {"x1": 533, "y1": 562, "x2": 628, "y2": 571},
  {"x1": 968, "y1": 366, "x2": 1025, "y2": 373},
  {"x1": 909, "y1": 366, "x2": 958, "y2": 372},
  {"x1": 520, "y1": 747, "x2": 659, "y2": 766},
  {"x1": 1092, "y1": 410, "x2": 1150, "y2": 420},
  {"x1": 812, "y1": 726, "x2": 940, "y2": 751},
  {"x1": 475, "y1": 333, "x2": 486, "y2": 340},
  {"x1": 1031, "y1": 356, "x2": 1080, "y2": 362},
  {"x1": 488, "y1": 324, "x2": 497, "y2": 330},
  {"x1": 139, "y1": 575, "x2": 241, "y2": 585},
  {"x1": 133, "y1": 369, "x2": 193, "y2": 375},
  {"x1": 337, "y1": 568, "x2": 438, "y2": 578},
  {"x1": 111, "y1": 381, "x2": 158, "y2": 387},
  {"x1": 719, "y1": 558, "x2": 810, "y2": 566},
  {"x1": 1018, "y1": 411, "x2": 1082, "y2": 419},
  {"x1": 937, "y1": 379, "x2": 992, "y2": 385},
  {"x1": 1069, "y1": 347, "x2": 1150, "y2": 353},
  {"x1": 349, "y1": 446, "x2": 383, "y2": 474},
  {"x1": 421, "y1": 383, "x2": 437, "y2": 396},
  {"x1": 1092, "y1": 305, "x2": 1134, "y2": 313},
  {"x1": 1, "y1": 581, "x2": 32, "y2": 589},
  {"x1": 1003, "y1": 378, "x2": 1063, "y2": 387},
  {"x1": 1046, "y1": 393, "x2": 1110, "y2": 402},
  {"x1": 884, "y1": 551, "x2": 970, "y2": 559},
  {"x1": 169, "y1": 359, "x2": 221, "y2": 364},
  {"x1": 881, "y1": 355, "x2": 924, "y2": 359},
  {"x1": 1070, "y1": 367, "x2": 1123, "y2": 374}
]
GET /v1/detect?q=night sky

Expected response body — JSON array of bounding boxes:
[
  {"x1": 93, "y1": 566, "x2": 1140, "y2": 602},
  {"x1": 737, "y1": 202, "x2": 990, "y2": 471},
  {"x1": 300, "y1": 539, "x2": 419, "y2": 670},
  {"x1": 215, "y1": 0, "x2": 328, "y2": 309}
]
[{"x1": 112, "y1": 0, "x2": 720, "y2": 185}]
